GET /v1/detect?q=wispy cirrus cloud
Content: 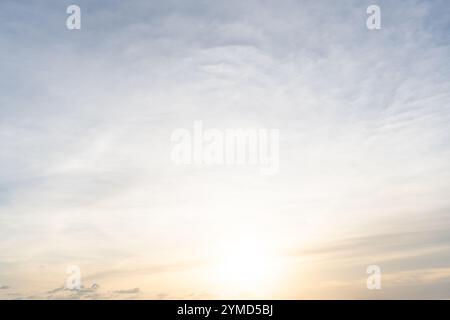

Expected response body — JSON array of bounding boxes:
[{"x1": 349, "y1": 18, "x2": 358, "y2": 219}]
[{"x1": 0, "y1": 0, "x2": 450, "y2": 299}]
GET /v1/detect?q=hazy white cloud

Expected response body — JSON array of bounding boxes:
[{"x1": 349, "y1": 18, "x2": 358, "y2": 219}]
[
  {"x1": 113, "y1": 288, "x2": 140, "y2": 294},
  {"x1": 1, "y1": 0, "x2": 450, "y2": 299}
]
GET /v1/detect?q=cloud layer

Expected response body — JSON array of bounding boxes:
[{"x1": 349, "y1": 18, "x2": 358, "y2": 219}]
[{"x1": 1, "y1": 0, "x2": 450, "y2": 299}]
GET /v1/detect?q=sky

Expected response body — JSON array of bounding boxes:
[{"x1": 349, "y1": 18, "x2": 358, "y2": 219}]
[{"x1": 1, "y1": 0, "x2": 450, "y2": 299}]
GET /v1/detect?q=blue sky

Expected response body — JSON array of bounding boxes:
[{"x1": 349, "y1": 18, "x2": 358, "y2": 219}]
[{"x1": 1, "y1": 0, "x2": 450, "y2": 299}]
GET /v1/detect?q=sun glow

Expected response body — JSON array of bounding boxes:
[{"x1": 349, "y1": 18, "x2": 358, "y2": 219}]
[{"x1": 209, "y1": 237, "x2": 283, "y2": 298}]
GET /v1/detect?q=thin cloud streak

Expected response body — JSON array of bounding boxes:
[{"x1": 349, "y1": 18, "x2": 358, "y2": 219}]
[{"x1": 1, "y1": 0, "x2": 450, "y2": 299}]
